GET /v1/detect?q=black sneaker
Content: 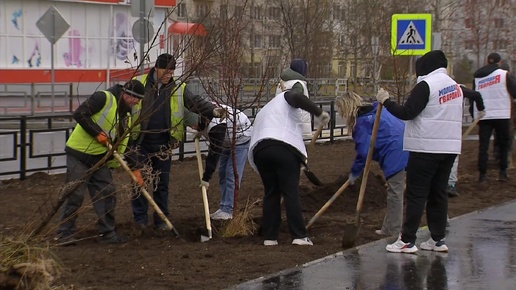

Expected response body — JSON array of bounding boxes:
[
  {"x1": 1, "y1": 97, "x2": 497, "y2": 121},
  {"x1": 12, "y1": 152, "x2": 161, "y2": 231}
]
[
  {"x1": 98, "y1": 233, "x2": 129, "y2": 244},
  {"x1": 446, "y1": 184, "x2": 459, "y2": 197},
  {"x1": 498, "y1": 170, "x2": 508, "y2": 182},
  {"x1": 479, "y1": 173, "x2": 487, "y2": 183}
]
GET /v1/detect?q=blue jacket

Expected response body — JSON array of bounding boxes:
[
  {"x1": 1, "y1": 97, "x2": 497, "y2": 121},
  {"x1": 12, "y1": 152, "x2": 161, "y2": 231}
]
[{"x1": 351, "y1": 102, "x2": 408, "y2": 179}]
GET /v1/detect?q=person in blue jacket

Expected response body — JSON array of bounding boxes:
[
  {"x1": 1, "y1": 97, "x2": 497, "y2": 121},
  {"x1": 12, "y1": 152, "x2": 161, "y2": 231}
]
[{"x1": 336, "y1": 91, "x2": 408, "y2": 236}]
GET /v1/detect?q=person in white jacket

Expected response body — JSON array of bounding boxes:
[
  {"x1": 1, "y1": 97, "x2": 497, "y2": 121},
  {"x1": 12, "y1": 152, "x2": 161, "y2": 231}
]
[
  {"x1": 376, "y1": 50, "x2": 484, "y2": 254},
  {"x1": 473, "y1": 52, "x2": 516, "y2": 182},
  {"x1": 248, "y1": 90, "x2": 329, "y2": 246},
  {"x1": 196, "y1": 105, "x2": 253, "y2": 220}
]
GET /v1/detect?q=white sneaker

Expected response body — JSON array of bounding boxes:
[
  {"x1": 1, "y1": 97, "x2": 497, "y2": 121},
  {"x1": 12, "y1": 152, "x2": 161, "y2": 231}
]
[
  {"x1": 263, "y1": 240, "x2": 278, "y2": 246},
  {"x1": 375, "y1": 230, "x2": 386, "y2": 235},
  {"x1": 209, "y1": 209, "x2": 223, "y2": 219},
  {"x1": 420, "y1": 238, "x2": 448, "y2": 252},
  {"x1": 211, "y1": 210, "x2": 233, "y2": 220},
  {"x1": 386, "y1": 236, "x2": 418, "y2": 253},
  {"x1": 292, "y1": 237, "x2": 313, "y2": 246}
]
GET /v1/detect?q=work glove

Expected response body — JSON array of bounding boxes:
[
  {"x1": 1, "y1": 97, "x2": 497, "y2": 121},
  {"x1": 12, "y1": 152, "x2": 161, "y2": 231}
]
[
  {"x1": 349, "y1": 173, "x2": 359, "y2": 185},
  {"x1": 200, "y1": 180, "x2": 209, "y2": 189},
  {"x1": 213, "y1": 107, "x2": 228, "y2": 119},
  {"x1": 376, "y1": 88, "x2": 390, "y2": 104},
  {"x1": 96, "y1": 132, "x2": 110, "y2": 147},
  {"x1": 477, "y1": 110, "x2": 486, "y2": 119},
  {"x1": 314, "y1": 111, "x2": 330, "y2": 127},
  {"x1": 132, "y1": 170, "x2": 145, "y2": 187}
]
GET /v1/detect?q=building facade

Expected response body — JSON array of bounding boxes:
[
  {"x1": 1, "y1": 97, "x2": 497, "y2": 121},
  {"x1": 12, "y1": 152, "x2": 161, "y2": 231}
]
[{"x1": 0, "y1": 0, "x2": 177, "y2": 84}]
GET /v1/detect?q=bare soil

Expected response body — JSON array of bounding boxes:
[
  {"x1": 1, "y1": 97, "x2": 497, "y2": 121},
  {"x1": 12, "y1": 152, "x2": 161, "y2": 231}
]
[{"x1": 1, "y1": 139, "x2": 515, "y2": 290}]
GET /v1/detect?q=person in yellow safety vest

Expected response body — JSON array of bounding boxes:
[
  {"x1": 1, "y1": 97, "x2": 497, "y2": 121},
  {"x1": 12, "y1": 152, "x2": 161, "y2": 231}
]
[
  {"x1": 126, "y1": 53, "x2": 227, "y2": 232},
  {"x1": 55, "y1": 80, "x2": 145, "y2": 245}
]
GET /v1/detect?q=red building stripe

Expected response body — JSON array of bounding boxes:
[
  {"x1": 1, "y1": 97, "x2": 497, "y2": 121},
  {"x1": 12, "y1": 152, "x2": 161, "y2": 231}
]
[
  {"x1": 79, "y1": 0, "x2": 176, "y2": 6},
  {"x1": 0, "y1": 68, "x2": 151, "y2": 84}
]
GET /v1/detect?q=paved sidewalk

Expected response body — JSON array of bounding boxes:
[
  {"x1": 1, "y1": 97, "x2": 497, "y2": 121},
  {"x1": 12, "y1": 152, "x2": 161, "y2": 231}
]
[{"x1": 232, "y1": 200, "x2": 516, "y2": 290}]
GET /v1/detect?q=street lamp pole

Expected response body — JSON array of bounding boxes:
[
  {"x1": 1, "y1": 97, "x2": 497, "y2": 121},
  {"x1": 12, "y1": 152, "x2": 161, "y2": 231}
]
[{"x1": 371, "y1": 36, "x2": 379, "y2": 94}]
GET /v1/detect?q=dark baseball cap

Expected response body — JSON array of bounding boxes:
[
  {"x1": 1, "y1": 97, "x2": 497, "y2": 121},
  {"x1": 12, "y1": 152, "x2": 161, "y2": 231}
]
[{"x1": 488, "y1": 52, "x2": 501, "y2": 64}]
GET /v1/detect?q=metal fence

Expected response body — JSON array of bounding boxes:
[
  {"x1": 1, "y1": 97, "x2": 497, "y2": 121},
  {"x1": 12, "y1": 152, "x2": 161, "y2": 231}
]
[
  {"x1": 0, "y1": 83, "x2": 76, "y2": 115},
  {"x1": 0, "y1": 100, "x2": 348, "y2": 180}
]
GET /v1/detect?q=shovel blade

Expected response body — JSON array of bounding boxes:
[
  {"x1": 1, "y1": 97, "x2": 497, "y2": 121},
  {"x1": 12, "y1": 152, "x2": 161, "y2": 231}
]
[
  {"x1": 198, "y1": 227, "x2": 212, "y2": 242},
  {"x1": 303, "y1": 168, "x2": 324, "y2": 186},
  {"x1": 341, "y1": 220, "x2": 360, "y2": 249}
]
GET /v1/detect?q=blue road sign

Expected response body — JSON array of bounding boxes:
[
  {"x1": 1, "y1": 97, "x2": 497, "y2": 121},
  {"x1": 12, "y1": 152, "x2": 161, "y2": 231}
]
[{"x1": 391, "y1": 14, "x2": 432, "y2": 56}]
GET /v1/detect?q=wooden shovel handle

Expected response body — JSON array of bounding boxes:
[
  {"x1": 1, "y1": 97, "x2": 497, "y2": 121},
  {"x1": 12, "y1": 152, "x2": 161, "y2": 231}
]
[
  {"x1": 109, "y1": 145, "x2": 176, "y2": 234},
  {"x1": 462, "y1": 117, "x2": 481, "y2": 140},
  {"x1": 306, "y1": 179, "x2": 350, "y2": 229},
  {"x1": 194, "y1": 138, "x2": 212, "y2": 239},
  {"x1": 310, "y1": 125, "x2": 324, "y2": 146},
  {"x1": 355, "y1": 103, "x2": 383, "y2": 214}
]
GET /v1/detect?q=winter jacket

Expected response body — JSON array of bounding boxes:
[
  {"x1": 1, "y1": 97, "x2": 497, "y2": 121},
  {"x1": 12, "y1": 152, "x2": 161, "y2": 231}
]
[
  {"x1": 278, "y1": 68, "x2": 307, "y2": 95},
  {"x1": 65, "y1": 84, "x2": 132, "y2": 167},
  {"x1": 383, "y1": 50, "x2": 463, "y2": 154},
  {"x1": 131, "y1": 67, "x2": 217, "y2": 146},
  {"x1": 473, "y1": 64, "x2": 516, "y2": 120},
  {"x1": 351, "y1": 102, "x2": 408, "y2": 179}
]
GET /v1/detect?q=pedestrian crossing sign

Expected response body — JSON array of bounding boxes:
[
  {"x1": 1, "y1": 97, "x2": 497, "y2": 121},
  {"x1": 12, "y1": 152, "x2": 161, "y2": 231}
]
[{"x1": 391, "y1": 14, "x2": 432, "y2": 56}]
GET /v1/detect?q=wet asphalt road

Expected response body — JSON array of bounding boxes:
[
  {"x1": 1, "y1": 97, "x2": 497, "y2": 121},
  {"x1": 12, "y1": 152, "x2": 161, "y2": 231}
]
[{"x1": 232, "y1": 200, "x2": 516, "y2": 290}]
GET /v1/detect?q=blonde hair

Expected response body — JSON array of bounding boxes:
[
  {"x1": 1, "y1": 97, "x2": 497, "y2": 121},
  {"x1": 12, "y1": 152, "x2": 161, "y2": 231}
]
[{"x1": 335, "y1": 91, "x2": 364, "y2": 133}]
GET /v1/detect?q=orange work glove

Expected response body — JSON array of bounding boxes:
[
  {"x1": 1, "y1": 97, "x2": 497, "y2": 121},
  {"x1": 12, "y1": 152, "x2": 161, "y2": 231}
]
[
  {"x1": 96, "y1": 132, "x2": 109, "y2": 147},
  {"x1": 132, "y1": 170, "x2": 145, "y2": 187}
]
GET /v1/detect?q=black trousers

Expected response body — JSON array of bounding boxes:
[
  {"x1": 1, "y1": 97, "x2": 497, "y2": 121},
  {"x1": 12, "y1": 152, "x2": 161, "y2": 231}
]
[
  {"x1": 401, "y1": 152, "x2": 456, "y2": 244},
  {"x1": 254, "y1": 144, "x2": 308, "y2": 240},
  {"x1": 478, "y1": 119, "x2": 511, "y2": 173}
]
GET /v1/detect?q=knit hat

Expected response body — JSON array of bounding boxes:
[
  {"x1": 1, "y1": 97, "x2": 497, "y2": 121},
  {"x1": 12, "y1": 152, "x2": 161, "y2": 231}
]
[
  {"x1": 122, "y1": 79, "x2": 145, "y2": 99},
  {"x1": 155, "y1": 53, "x2": 176, "y2": 69},
  {"x1": 290, "y1": 58, "x2": 308, "y2": 77},
  {"x1": 487, "y1": 52, "x2": 501, "y2": 64}
]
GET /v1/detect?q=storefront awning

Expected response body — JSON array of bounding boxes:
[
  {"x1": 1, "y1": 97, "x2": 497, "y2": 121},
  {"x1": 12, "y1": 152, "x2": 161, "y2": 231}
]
[{"x1": 168, "y1": 22, "x2": 207, "y2": 36}]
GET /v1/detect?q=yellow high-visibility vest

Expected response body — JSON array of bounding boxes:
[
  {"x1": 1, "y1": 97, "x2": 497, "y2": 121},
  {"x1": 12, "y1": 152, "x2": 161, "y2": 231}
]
[{"x1": 132, "y1": 74, "x2": 186, "y2": 142}]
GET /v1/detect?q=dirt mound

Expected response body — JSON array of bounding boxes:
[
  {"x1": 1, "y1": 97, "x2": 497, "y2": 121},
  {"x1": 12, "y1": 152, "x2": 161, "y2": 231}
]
[{"x1": 301, "y1": 173, "x2": 387, "y2": 214}]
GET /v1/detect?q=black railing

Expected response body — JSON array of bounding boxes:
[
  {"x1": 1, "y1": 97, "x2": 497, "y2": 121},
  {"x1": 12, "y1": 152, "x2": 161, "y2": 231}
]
[{"x1": 0, "y1": 101, "x2": 346, "y2": 180}]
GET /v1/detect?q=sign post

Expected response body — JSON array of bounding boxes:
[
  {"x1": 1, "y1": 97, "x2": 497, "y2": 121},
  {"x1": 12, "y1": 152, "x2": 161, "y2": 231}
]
[
  {"x1": 36, "y1": 6, "x2": 69, "y2": 102},
  {"x1": 131, "y1": 0, "x2": 154, "y2": 75},
  {"x1": 372, "y1": 36, "x2": 379, "y2": 93}
]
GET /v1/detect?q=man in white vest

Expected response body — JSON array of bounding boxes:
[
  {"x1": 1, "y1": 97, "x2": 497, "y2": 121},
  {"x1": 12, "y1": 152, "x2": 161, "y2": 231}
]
[
  {"x1": 376, "y1": 50, "x2": 485, "y2": 254},
  {"x1": 473, "y1": 52, "x2": 516, "y2": 182}
]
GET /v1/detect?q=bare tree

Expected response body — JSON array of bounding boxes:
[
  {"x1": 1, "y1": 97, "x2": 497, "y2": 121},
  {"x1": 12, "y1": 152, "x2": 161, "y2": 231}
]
[{"x1": 189, "y1": 0, "x2": 276, "y2": 217}]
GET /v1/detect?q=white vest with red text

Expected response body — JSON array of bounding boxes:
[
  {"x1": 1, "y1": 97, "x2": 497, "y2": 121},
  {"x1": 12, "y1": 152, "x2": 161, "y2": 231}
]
[
  {"x1": 474, "y1": 69, "x2": 510, "y2": 120},
  {"x1": 404, "y1": 68, "x2": 463, "y2": 154}
]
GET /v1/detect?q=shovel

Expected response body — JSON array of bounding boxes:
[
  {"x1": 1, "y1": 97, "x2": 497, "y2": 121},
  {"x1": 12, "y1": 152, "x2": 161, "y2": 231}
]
[
  {"x1": 302, "y1": 164, "x2": 324, "y2": 186},
  {"x1": 110, "y1": 145, "x2": 180, "y2": 237},
  {"x1": 462, "y1": 116, "x2": 481, "y2": 140},
  {"x1": 310, "y1": 125, "x2": 324, "y2": 147},
  {"x1": 301, "y1": 124, "x2": 326, "y2": 186},
  {"x1": 306, "y1": 179, "x2": 350, "y2": 229},
  {"x1": 341, "y1": 103, "x2": 382, "y2": 249},
  {"x1": 194, "y1": 138, "x2": 212, "y2": 242}
]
